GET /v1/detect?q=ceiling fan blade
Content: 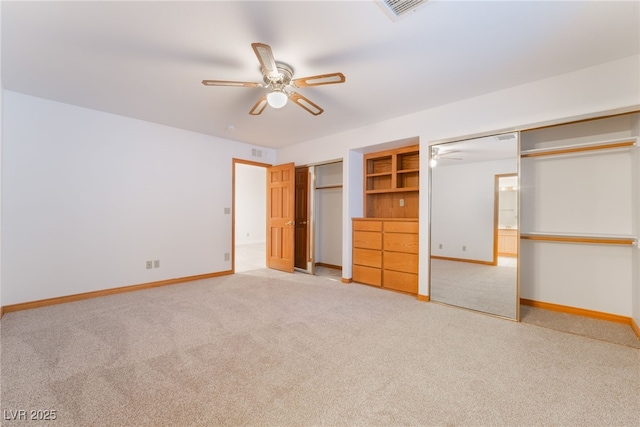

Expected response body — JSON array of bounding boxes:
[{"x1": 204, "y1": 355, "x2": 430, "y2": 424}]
[
  {"x1": 249, "y1": 95, "x2": 268, "y2": 115},
  {"x1": 202, "y1": 80, "x2": 261, "y2": 88},
  {"x1": 292, "y1": 72, "x2": 346, "y2": 87},
  {"x1": 251, "y1": 42, "x2": 279, "y2": 78},
  {"x1": 289, "y1": 92, "x2": 324, "y2": 116}
]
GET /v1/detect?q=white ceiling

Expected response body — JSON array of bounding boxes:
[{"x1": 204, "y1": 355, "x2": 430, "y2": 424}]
[{"x1": 2, "y1": 1, "x2": 639, "y2": 149}]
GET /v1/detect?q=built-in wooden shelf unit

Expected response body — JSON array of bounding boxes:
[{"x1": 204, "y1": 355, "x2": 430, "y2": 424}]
[{"x1": 364, "y1": 145, "x2": 419, "y2": 218}]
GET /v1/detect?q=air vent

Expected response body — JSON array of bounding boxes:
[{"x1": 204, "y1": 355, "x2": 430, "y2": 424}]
[{"x1": 378, "y1": 0, "x2": 430, "y2": 21}]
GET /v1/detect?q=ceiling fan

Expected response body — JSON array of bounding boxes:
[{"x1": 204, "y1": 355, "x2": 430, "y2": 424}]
[
  {"x1": 202, "y1": 42, "x2": 346, "y2": 116},
  {"x1": 430, "y1": 147, "x2": 462, "y2": 167}
]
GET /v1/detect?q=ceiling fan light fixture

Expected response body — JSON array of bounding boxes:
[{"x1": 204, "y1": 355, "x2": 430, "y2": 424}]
[
  {"x1": 202, "y1": 43, "x2": 345, "y2": 116},
  {"x1": 267, "y1": 90, "x2": 288, "y2": 109}
]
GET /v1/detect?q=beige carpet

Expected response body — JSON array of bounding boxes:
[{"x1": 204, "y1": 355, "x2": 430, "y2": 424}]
[
  {"x1": 520, "y1": 305, "x2": 640, "y2": 349},
  {"x1": 430, "y1": 258, "x2": 517, "y2": 319},
  {"x1": 1, "y1": 269, "x2": 639, "y2": 426}
]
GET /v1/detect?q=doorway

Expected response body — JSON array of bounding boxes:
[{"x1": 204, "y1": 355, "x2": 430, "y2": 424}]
[
  {"x1": 294, "y1": 163, "x2": 343, "y2": 276},
  {"x1": 234, "y1": 160, "x2": 268, "y2": 273},
  {"x1": 495, "y1": 174, "x2": 518, "y2": 267},
  {"x1": 313, "y1": 162, "x2": 343, "y2": 275},
  {"x1": 233, "y1": 159, "x2": 343, "y2": 277},
  {"x1": 295, "y1": 162, "x2": 344, "y2": 278}
]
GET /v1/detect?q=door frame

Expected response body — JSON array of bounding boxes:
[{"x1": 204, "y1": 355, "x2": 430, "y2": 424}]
[
  {"x1": 294, "y1": 166, "x2": 313, "y2": 273},
  {"x1": 232, "y1": 158, "x2": 271, "y2": 273}
]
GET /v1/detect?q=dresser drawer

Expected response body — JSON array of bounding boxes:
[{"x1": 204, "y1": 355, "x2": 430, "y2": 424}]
[
  {"x1": 353, "y1": 248, "x2": 382, "y2": 268},
  {"x1": 383, "y1": 221, "x2": 418, "y2": 233},
  {"x1": 384, "y1": 232, "x2": 418, "y2": 254},
  {"x1": 383, "y1": 251, "x2": 418, "y2": 274},
  {"x1": 353, "y1": 231, "x2": 382, "y2": 250},
  {"x1": 353, "y1": 220, "x2": 382, "y2": 232},
  {"x1": 383, "y1": 270, "x2": 418, "y2": 293},
  {"x1": 353, "y1": 265, "x2": 382, "y2": 286}
]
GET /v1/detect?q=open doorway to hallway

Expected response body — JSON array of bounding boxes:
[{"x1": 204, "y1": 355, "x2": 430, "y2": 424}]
[{"x1": 234, "y1": 161, "x2": 267, "y2": 273}]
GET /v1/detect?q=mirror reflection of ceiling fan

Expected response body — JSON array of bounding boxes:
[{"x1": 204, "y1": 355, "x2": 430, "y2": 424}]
[
  {"x1": 430, "y1": 147, "x2": 462, "y2": 167},
  {"x1": 202, "y1": 42, "x2": 346, "y2": 116}
]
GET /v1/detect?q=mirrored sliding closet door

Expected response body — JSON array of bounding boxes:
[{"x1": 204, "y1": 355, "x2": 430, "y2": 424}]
[{"x1": 429, "y1": 133, "x2": 519, "y2": 320}]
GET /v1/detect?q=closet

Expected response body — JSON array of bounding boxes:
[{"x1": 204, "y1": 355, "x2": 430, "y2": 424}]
[
  {"x1": 352, "y1": 145, "x2": 419, "y2": 294},
  {"x1": 519, "y1": 113, "x2": 639, "y2": 317},
  {"x1": 314, "y1": 162, "x2": 343, "y2": 270}
]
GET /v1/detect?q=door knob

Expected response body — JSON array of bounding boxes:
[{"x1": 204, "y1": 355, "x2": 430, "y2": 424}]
[{"x1": 285, "y1": 220, "x2": 295, "y2": 226}]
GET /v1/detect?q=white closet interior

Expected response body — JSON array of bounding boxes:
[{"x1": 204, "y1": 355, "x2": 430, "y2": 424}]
[
  {"x1": 313, "y1": 162, "x2": 343, "y2": 269},
  {"x1": 520, "y1": 113, "x2": 640, "y2": 319}
]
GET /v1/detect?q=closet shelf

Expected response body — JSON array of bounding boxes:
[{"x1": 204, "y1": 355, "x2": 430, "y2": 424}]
[
  {"x1": 315, "y1": 184, "x2": 343, "y2": 190},
  {"x1": 520, "y1": 232, "x2": 636, "y2": 246},
  {"x1": 365, "y1": 187, "x2": 419, "y2": 194},
  {"x1": 520, "y1": 138, "x2": 636, "y2": 158},
  {"x1": 366, "y1": 172, "x2": 392, "y2": 178}
]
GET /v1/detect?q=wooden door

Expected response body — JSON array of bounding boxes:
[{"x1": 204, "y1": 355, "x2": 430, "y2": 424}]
[
  {"x1": 267, "y1": 163, "x2": 295, "y2": 272},
  {"x1": 294, "y1": 167, "x2": 310, "y2": 269}
]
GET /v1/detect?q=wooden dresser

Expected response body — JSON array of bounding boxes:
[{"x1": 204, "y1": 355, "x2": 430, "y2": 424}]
[{"x1": 352, "y1": 218, "x2": 418, "y2": 294}]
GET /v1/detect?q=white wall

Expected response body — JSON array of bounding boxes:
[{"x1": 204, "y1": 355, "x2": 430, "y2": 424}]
[
  {"x1": 520, "y1": 151, "x2": 633, "y2": 235},
  {"x1": 343, "y1": 151, "x2": 363, "y2": 280},
  {"x1": 235, "y1": 163, "x2": 266, "y2": 245},
  {"x1": 1, "y1": 91, "x2": 275, "y2": 305},
  {"x1": 277, "y1": 54, "x2": 640, "y2": 300},
  {"x1": 431, "y1": 158, "x2": 516, "y2": 262},
  {"x1": 520, "y1": 242, "x2": 632, "y2": 316}
]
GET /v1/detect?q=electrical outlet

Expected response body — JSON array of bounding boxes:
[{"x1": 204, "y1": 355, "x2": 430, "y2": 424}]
[
  {"x1": 399, "y1": 198, "x2": 405, "y2": 207},
  {"x1": 224, "y1": 253, "x2": 230, "y2": 261},
  {"x1": 154, "y1": 260, "x2": 160, "y2": 268},
  {"x1": 146, "y1": 261, "x2": 153, "y2": 269},
  {"x1": 462, "y1": 246, "x2": 466, "y2": 251},
  {"x1": 439, "y1": 244, "x2": 443, "y2": 249}
]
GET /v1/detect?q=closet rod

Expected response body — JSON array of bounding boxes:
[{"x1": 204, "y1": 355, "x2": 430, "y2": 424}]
[
  {"x1": 520, "y1": 234, "x2": 636, "y2": 246},
  {"x1": 315, "y1": 184, "x2": 343, "y2": 190},
  {"x1": 520, "y1": 140, "x2": 635, "y2": 158}
]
